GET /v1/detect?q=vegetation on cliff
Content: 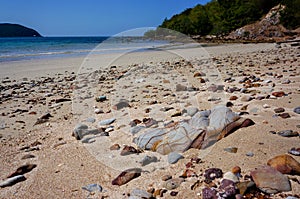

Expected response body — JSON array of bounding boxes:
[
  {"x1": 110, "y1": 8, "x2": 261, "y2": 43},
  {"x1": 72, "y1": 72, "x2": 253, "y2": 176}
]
[{"x1": 0, "y1": 23, "x2": 42, "y2": 37}]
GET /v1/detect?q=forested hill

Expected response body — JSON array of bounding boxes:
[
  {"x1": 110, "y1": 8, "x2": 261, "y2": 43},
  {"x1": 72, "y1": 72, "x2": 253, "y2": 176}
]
[
  {"x1": 0, "y1": 23, "x2": 42, "y2": 37},
  {"x1": 156, "y1": 0, "x2": 299, "y2": 36}
]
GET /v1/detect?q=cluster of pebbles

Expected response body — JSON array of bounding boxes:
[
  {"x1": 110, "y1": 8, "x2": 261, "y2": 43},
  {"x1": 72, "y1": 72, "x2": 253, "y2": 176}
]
[{"x1": 0, "y1": 42, "x2": 299, "y2": 198}]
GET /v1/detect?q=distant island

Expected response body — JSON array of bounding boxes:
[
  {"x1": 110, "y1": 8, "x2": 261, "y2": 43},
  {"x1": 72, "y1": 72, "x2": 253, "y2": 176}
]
[{"x1": 0, "y1": 23, "x2": 42, "y2": 37}]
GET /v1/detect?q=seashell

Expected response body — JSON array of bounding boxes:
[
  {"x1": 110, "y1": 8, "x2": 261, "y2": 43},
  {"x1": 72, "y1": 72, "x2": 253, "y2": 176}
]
[{"x1": 111, "y1": 168, "x2": 141, "y2": 186}]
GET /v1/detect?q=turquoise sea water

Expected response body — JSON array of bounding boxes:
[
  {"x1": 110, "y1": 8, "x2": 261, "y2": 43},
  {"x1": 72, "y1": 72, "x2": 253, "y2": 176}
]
[{"x1": 0, "y1": 37, "x2": 167, "y2": 62}]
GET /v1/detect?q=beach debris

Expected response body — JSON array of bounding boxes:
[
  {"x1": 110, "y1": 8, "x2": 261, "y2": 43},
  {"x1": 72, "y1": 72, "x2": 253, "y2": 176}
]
[
  {"x1": 168, "y1": 152, "x2": 183, "y2": 164},
  {"x1": 95, "y1": 95, "x2": 107, "y2": 102},
  {"x1": 267, "y1": 154, "x2": 300, "y2": 175},
  {"x1": 250, "y1": 165, "x2": 291, "y2": 194},
  {"x1": 0, "y1": 175, "x2": 26, "y2": 188},
  {"x1": 7, "y1": 164, "x2": 37, "y2": 178},
  {"x1": 112, "y1": 168, "x2": 141, "y2": 186}
]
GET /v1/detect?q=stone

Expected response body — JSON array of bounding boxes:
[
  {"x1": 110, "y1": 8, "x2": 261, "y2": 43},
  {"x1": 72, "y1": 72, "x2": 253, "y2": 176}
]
[
  {"x1": 113, "y1": 100, "x2": 130, "y2": 110},
  {"x1": 267, "y1": 154, "x2": 300, "y2": 175},
  {"x1": 120, "y1": 145, "x2": 141, "y2": 156},
  {"x1": 161, "y1": 175, "x2": 172, "y2": 181},
  {"x1": 288, "y1": 147, "x2": 300, "y2": 156},
  {"x1": 250, "y1": 165, "x2": 291, "y2": 194},
  {"x1": 262, "y1": 104, "x2": 270, "y2": 108},
  {"x1": 240, "y1": 95, "x2": 253, "y2": 102},
  {"x1": 224, "y1": 147, "x2": 238, "y2": 153},
  {"x1": 98, "y1": 118, "x2": 116, "y2": 126},
  {"x1": 0, "y1": 175, "x2": 26, "y2": 188},
  {"x1": 185, "y1": 107, "x2": 198, "y2": 117},
  {"x1": 202, "y1": 187, "x2": 217, "y2": 199},
  {"x1": 294, "y1": 106, "x2": 300, "y2": 114},
  {"x1": 176, "y1": 84, "x2": 187, "y2": 92},
  {"x1": 246, "y1": 152, "x2": 254, "y2": 157},
  {"x1": 282, "y1": 79, "x2": 291, "y2": 84},
  {"x1": 130, "y1": 188, "x2": 152, "y2": 199},
  {"x1": 110, "y1": 144, "x2": 120, "y2": 150},
  {"x1": 85, "y1": 117, "x2": 96, "y2": 123},
  {"x1": 204, "y1": 168, "x2": 223, "y2": 181},
  {"x1": 229, "y1": 96, "x2": 238, "y2": 100},
  {"x1": 112, "y1": 168, "x2": 142, "y2": 186},
  {"x1": 82, "y1": 184, "x2": 103, "y2": 193},
  {"x1": 163, "y1": 178, "x2": 184, "y2": 190},
  {"x1": 168, "y1": 152, "x2": 183, "y2": 164},
  {"x1": 94, "y1": 108, "x2": 103, "y2": 114},
  {"x1": 171, "y1": 111, "x2": 182, "y2": 117},
  {"x1": 219, "y1": 179, "x2": 237, "y2": 198},
  {"x1": 73, "y1": 124, "x2": 88, "y2": 140},
  {"x1": 277, "y1": 130, "x2": 299, "y2": 137},
  {"x1": 278, "y1": 113, "x2": 291, "y2": 119},
  {"x1": 139, "y1": 155, "x2": 158, "y2": 166},
  {"x1": 7, "y1": 164, "x2": 37, "y2": 178},
  {"x1": 21, "y1": 154, "x2": 35, "y2": 159},
  {"x1": 274, "y1": 107, "x2": 285, "y2": 113},
  {"x1": 130, "y1": 126, "x2": 145, "y2": 135},
  {"x1": 272, "y1": 91, "x2": 285, "y2": 97},
  {"x1": 95, "y1": 95, "x2": 107, "y2": 102}
]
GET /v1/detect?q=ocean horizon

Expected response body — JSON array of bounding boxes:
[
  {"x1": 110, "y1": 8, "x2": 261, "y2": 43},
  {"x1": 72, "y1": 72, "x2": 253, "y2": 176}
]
[{"x1": 0, "y1": 36, "x2": 168, "y2": 63}]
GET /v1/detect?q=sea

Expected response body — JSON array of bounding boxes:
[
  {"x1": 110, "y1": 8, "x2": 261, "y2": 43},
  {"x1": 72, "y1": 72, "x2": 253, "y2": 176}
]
[{"x1": 0, "y1": 37, "x2": 168, "y2": 62}]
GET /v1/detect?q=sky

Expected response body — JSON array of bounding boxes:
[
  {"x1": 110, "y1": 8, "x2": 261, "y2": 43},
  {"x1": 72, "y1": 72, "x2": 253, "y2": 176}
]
[{"x1": 0, "y1": 0, "x2": 210, "y2": 36}]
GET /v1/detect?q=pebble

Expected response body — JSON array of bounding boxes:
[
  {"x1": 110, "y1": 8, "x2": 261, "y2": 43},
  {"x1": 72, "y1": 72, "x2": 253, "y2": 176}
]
[
  {"x1": 110, "y1": 144, "x2": 121, "y2": 150},
  {"x1": 229, "y1": 96, "x2": 238, "y2": 100},
  {"x1": 94, "y1": 108, "x2": 103, "y2": 114},
  {"x1": 105, "y1": 126, "x2": 114, "y2": 132},
  {"x1": 282, "y1": 79, "x2": 291, "y2": 84},
  {"x1": 120, "y1": 145, "x2": 140, "y2": 156},
  {"x1": 0, "y1": 175, "x2": 26, "y2": 188},
  {"x1": 246, "y1": 152, "x2": 254, "y2": 157},
  {"x1": 204, "y1": 168, "x2": 223, "y2": 181},
  {"x1": 267, "y1": 154, "x2": 300, "y2": 175},
  {"x1": 250, "y1": 165, "x2": 291, "y2": 194},
  {"x1": 21, "y1": 154, "x2": 35, "y2": 159},
  {"x1": 240, "y1": 95, "x2": 253, "y2": 102},
  {"x1": 274, "y1": 107, "x2": 285, "y2": 113},
  {"x1": 262, "y1": 104, "x2": 270, "y2": 108},
  {"x1": 185, "y1": 107, "x2": 198, "y2": 117},
  {"x1": 98, "y1": 118, "x2": 116, "y2": 126},
  {"x1": 168, "y1": 152, "x2": 183, "y2": 164},
  {"x1": 112, "y1": 168, "x2": 142, "y2": 186},
  {"x1": 161, "y1": 175, "x2": 172, "y2": 181},
  {"x1": 272, "y1": 91, "x2": 285, "y2": 97},
  {"x1": 224, "y1": 147, "x2": 238, "y2": 153},
  {"x1": 207, "y1": 96, "x2": 221, "y2": 101},
  {"x1": 82, "y1": 183, "x2": 103, "y2": 193},
  {"x1": 163, "y1": 178, "x2": 184, "y2": 190},
  {"x1": 113, "y1": 100, "x2": 130, "y2": 110},
  {"x1": 288, "y1": 147, "x2": 300, "y2": 156},
  {"x1": 7, "y1": 164, "x2": 37, "y2": 178},
  {"x1": 73, "y1": 124, "x2": 88, "y2": 140},
  {"x1": 277, "y1": 130, "x2": 299, "y2": 137},
  {"x1": 130, "y1": 188, "x2": 152, "y2": 199},
  {"x1": 95, "y1": 96, "x2": 107, "y2": 102},
  {"x1": 278, "y1": 113, "x2": 291, "y2": 118},
  {"x1": 294, "y1": 106, "x2": 300, "y2": 114},
  {"x1": 85, "y1": 117, "x2": 96, "y2": 123},
  {"x1": 176, "y1": 84, "x2": 187, "y2": 92},
  {"x1": 139, "y1": 155, "x2": 158, "y2": 166}
]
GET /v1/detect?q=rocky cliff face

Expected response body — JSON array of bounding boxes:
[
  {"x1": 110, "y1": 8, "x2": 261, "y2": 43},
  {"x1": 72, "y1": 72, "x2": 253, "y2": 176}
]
[
  {"x1": 227, "y1": 5, "x2": 299, "y2": 41},
  {"x1": 0, "y1": 23, "x2": 42, "y2": 37}
]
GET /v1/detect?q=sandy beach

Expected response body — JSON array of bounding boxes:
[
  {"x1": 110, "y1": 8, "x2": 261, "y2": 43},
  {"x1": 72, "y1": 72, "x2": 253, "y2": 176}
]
[{"x1": 0, "y1": 42, "x2": 299, "y2": 199}]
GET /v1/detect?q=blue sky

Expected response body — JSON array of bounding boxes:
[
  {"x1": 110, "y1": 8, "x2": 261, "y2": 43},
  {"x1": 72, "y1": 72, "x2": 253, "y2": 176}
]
[{"x1": 0, "y1": 0, "x2": 210, "y2": 36}]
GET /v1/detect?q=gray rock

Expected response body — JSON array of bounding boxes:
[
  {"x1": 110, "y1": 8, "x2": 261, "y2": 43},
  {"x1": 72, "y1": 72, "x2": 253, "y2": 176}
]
[
  {"x1": 241, "y1": 95, "x2": 253, "y2": 102},
  {"x1": 139, "y1": 155, "x2": 158, "y2": 166},
  {"x1": 130, "y1": 126, "x2": 145, "y2": 135},
  {"x1": 85, "y1": 117, "x2": 96, "y2": 123},
  {"x1": 294, "y1": 106, "x2": 300, "y2": 114},
  {"x1": 73, "y1": 124, "x2": 88, "y2": 140},
  {"x1": 250, "y1": 165, "x2": 291, "y2": 194},
  {"x1": 277, "y1": 130, "x2": 299, "y2": 137},
  {"x1": 130, "y1": 188, "x2": 152, "y2": 199},
  {"x1": 246, "y1": 152, "x2": 254, "y2": 157},
  {"x1": 185, "y1": 107, "x2": 199, "y2": 117},
  {"x1": 98, "y1": 118, "x2": 116, "y2": 126},
  {"x1": 168, "y1": 152, "x2": 183, "y2": 164},
  {"x1": 0, "y1": 175, "x2": 26, "y2": 188},
  {"x1": 176, "y1": 84, "x2": 187, "y2": 91},
  {"x1": 82, "y1": 183, "x2": 102, "y2": 192}
]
